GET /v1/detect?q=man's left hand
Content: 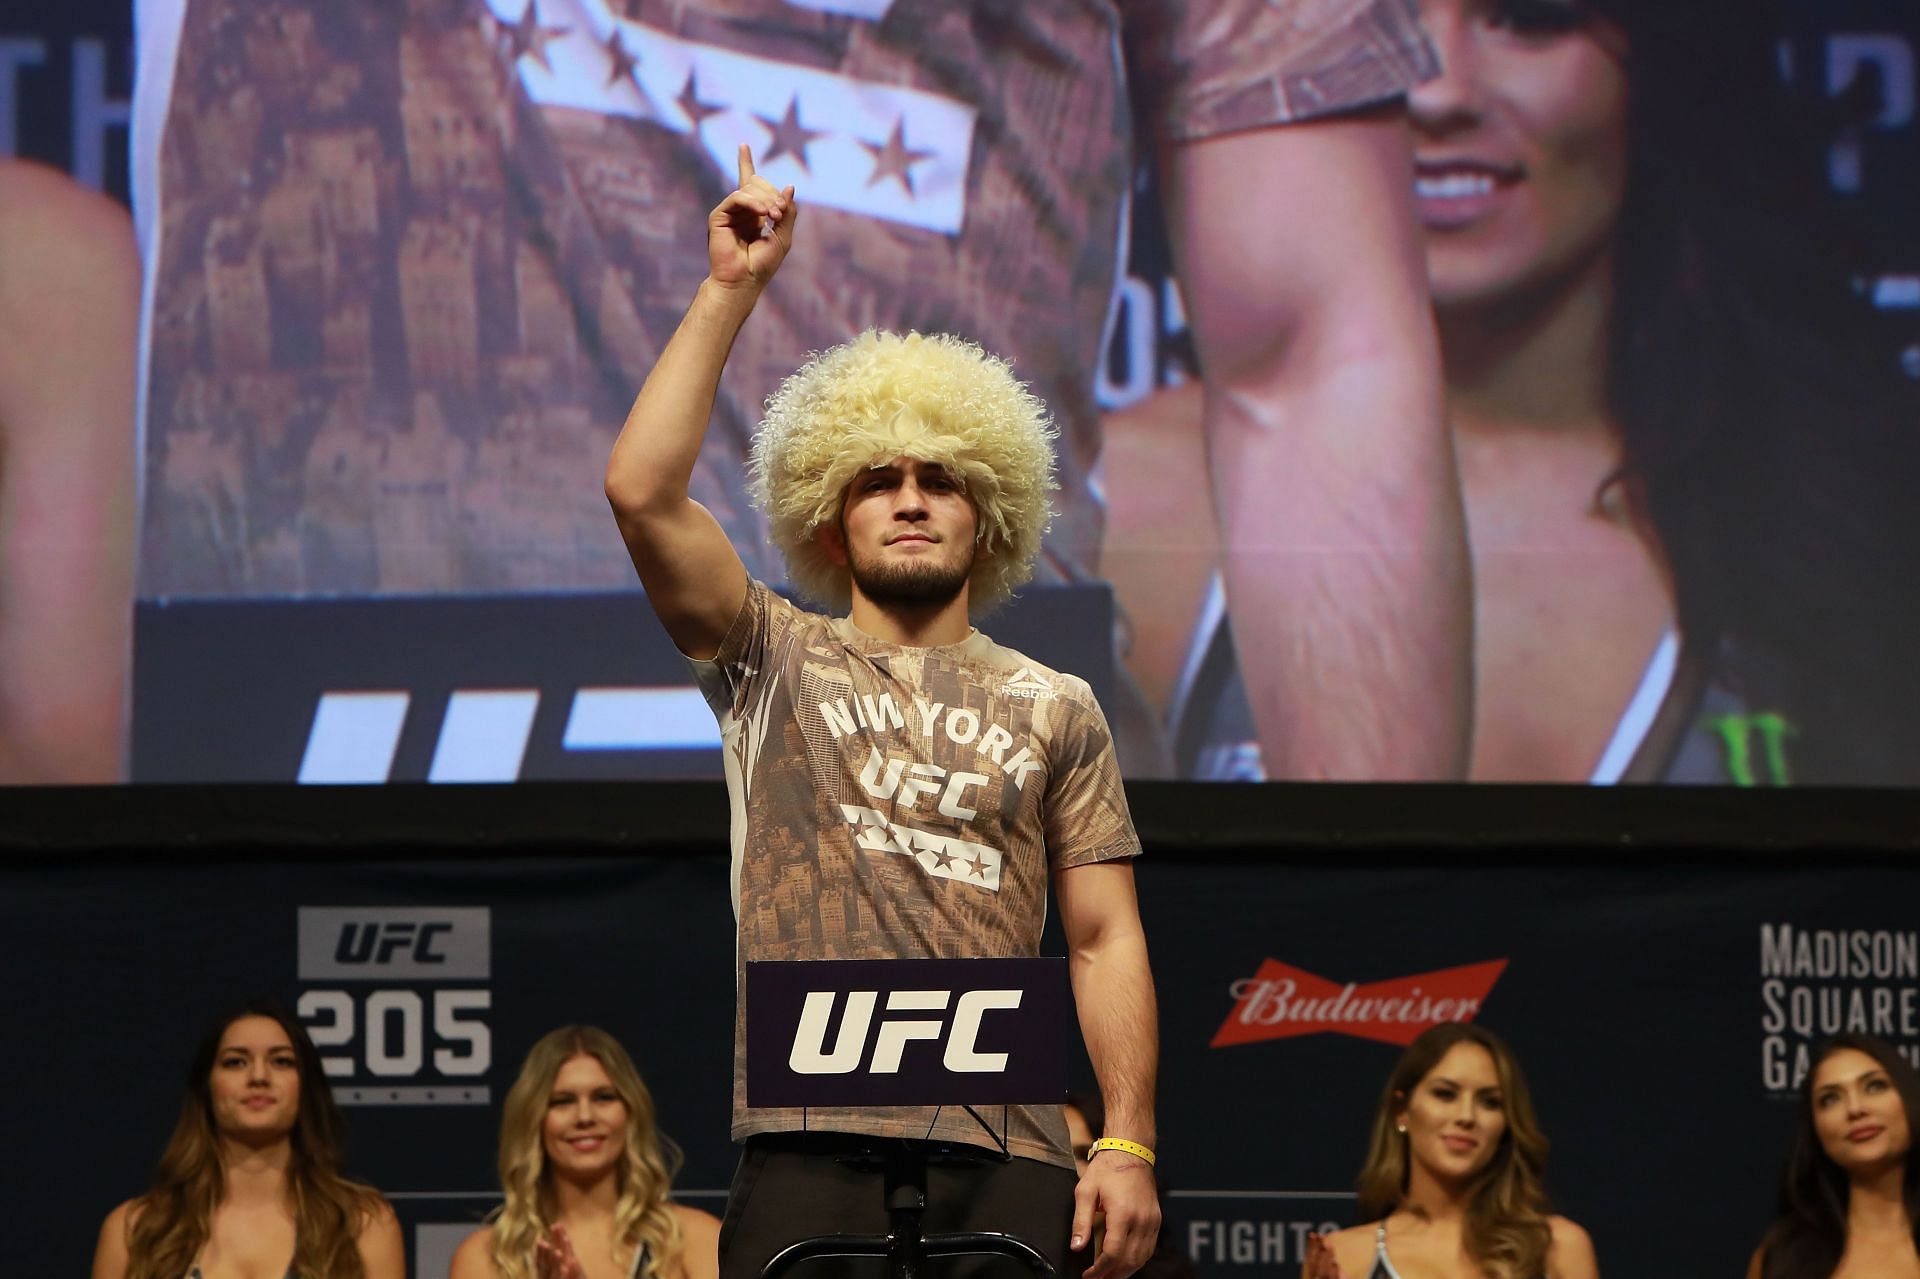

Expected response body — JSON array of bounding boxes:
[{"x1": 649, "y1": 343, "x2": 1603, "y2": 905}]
[{"x1": 1072, "y1": 1149, "x2": 1161, "y2": 1279}]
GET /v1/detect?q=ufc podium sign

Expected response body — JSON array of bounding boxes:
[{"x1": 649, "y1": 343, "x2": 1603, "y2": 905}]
[{"x1": 745, "y1": 958, "x2": 1067, "y2": 1107}]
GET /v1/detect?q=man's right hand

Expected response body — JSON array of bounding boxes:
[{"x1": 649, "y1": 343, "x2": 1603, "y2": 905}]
[{"x1": 709, "y1": 144, "x2": 797, "y2": 289}]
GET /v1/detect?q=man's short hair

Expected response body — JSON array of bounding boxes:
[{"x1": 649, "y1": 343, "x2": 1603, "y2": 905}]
[{"x1": 750, "y1": 329, "x2": 1056, "y2": 613}]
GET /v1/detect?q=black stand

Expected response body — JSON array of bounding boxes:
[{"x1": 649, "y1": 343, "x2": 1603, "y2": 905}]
[{"x1": 757, "y1": 1141, "x2": 1058, "y2": 1279}]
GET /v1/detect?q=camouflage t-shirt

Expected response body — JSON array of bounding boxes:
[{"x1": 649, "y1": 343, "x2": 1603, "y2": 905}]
[
  {"x1": 138, "y1": 0, "x2": 1436, "y2": 598},
  {"x1": 691, "y1": 581, "x2": 1141, "y2": 1166}
]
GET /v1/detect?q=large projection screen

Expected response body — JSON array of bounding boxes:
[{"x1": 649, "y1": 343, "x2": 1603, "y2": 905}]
[{"x1": 3, "y1": 0, "x2": 1918, "y2": 788}]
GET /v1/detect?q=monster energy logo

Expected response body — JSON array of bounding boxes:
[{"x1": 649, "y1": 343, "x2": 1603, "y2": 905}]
[{"x1": 1710, "y1": 713, "x2": 1795, "y2": 787}]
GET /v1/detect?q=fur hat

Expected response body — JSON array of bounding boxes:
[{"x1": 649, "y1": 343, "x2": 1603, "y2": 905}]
[{"x1": 749, "y1": 329, "x2": 1057, "y2": 612}]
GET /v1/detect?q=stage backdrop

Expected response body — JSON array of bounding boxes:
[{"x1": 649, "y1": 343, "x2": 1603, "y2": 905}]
[{"x1": 8, "y1": 836, "x2": 1918, "y2": 1277}]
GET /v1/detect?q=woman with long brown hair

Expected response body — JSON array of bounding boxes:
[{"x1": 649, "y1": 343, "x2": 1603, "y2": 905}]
[
  {"x1": 1302, "y1": 1023, "x2": 1597, "y2": 1279},
  {"x1": 1107, "y1": 0, "x2": 1920, "y2": 785},
  {"x1": 451, "y1": 1026, "x2": 718, "y2": 1279},
  {"x1": 1748, "y1": 1034, "x2": 1920, "y2": 1279},
  {"x1": 89, "y1": 998, "x2": 402, "y2": 1279}
]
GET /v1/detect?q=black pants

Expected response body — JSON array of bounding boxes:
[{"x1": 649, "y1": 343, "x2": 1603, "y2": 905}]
[{"x1": 718, "y1": 1132, "x2": 1083, "y2": 1279}]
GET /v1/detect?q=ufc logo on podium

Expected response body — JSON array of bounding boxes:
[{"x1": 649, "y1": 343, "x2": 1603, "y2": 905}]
[{"x1": 745, "y1": 958, "x2": 1067, "y2": 1108}]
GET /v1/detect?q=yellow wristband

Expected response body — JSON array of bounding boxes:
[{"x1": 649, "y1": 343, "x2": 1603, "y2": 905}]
[{"x1": 1089, "y1": 1137, "x2": 1156, "y2": 1166}]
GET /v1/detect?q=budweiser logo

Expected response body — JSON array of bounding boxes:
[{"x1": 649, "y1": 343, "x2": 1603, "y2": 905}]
[{"x1": 1212, "y1": 959, "x2": 1508, "y2": 1048}]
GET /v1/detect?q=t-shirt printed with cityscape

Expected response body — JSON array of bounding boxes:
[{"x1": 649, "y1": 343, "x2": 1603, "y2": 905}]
[{"x1": 692, "y1": 582, "x2": 1141, "y2": 1166}]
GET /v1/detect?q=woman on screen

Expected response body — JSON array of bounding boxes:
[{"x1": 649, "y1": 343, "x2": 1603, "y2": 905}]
[
  {"x1": 89, "y1": 999, "x2": 403, "y2": 1279},
  {"x1": 1107, "y1": 0, "x2": 1920, "y2": 783},
  {"x1": 1301, "y1": 1023, "x2": 1597, "y2": 1279},
  {"x1": 1748, "y1": 1034, "x2": 1920, "y2": 1279},
  {"x1": 451, "y1": 1026, "x2": 719, "y2": 1279}
]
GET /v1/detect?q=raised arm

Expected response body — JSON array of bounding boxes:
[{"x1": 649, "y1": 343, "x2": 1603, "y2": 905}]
[
  {"x1": 1057, "y1": 858, "x2": 1160, "y2": 1279},
  {"x1": 605, "y1": 145, "x2": 796, "y2": 659},
  {"x1": 1159, "y1": 108, "x2": 1472, "y2": 779}
]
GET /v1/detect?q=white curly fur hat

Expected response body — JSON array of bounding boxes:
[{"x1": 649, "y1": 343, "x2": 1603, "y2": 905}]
[{"x1": 749, "y1": 329, "x2": 1056, "y2": 613}]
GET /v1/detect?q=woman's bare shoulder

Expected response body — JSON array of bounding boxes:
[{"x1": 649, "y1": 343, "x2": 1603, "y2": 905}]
[
  {"x1": 0, "y1": 157, "x2": 138, "y2": 418},
  {"x1": 1547, "y1": 1215, "x2": 1599, "y2": 1279},
  {"x1": 448, "y1": 1224, "x2": 498, "y2": 1279},
  {"x1": 354, "y1": 1197, "x2": 405, "y2": 1279},
  {"x1": 99, "y1": 1197, "x2": 150, "y2": 1242},
  {"x1": 1321, "y1": 1222, "x2": 1378, "y2": 1276},
  {"x1": 672, "y1": 1203, "x2": 722, "y2": 1279},
  {"x1": 0, "y1": 157, "x2": 134, "y2": 265},
  {"x1": 673, "y1": 1201, "x2": 722, "y2": 1228},
  {"x1": 91, "y1": 1199, "x2": 145, "y2": 1279}
]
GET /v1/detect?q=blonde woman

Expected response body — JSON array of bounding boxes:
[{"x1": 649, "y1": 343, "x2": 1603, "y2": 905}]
[
  {"x1": 90, "y1": 1000, "x2": 402, "y2": 1279},
  {"x1": 1303, "y1": 1024, "x2": 1597, "y2": 1279},
  {"x1": 452, "y1": 1026, "x2": 719, "y2": 1279}
]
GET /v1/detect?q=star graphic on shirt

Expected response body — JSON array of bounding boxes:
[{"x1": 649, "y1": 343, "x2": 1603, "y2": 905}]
[
  {"x1": 503, "y1": 0, "x2": 568, "y2": 72},
  {"x1": 962, "y1": 854, "x2": 987, "y2": 880},
  {"x1": 860, "y1": 117, "x2": 937, "y2": 195},
  {"x1": 755, "y1": 95, "x2": 828, "y2": 172},
  {"x1": 602, "y1": 27, "x2": 639, "y2": 89},
  {"x1": 676, "y1": 70, "x2": 726, "y2": 130},
  {"x1": 927, "y1": 845, "x2": 958, "y2": 872}
]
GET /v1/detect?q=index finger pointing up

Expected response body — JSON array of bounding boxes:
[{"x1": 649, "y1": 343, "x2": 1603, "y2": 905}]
[{"x1": 737, "y1": 142, "x2": 756, "y2": 187}]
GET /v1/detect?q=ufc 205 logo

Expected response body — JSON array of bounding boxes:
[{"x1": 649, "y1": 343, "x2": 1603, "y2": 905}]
[
  {"x1": 789, "y1": 989, "x2": 1024, "y2": 1075},
  {"x1": 295, "y1": 908, "x2": 493, "y2": 1104}
]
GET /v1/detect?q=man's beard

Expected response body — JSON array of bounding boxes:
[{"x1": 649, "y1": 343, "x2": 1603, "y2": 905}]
[{"x1": 849, "y1": 545, "x2": 973, "y2": 608}]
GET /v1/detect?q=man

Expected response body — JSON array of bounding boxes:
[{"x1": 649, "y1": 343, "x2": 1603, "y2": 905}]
[{"x1": 605, "y1": 146, "x2": 1159, "y2": 1279}]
